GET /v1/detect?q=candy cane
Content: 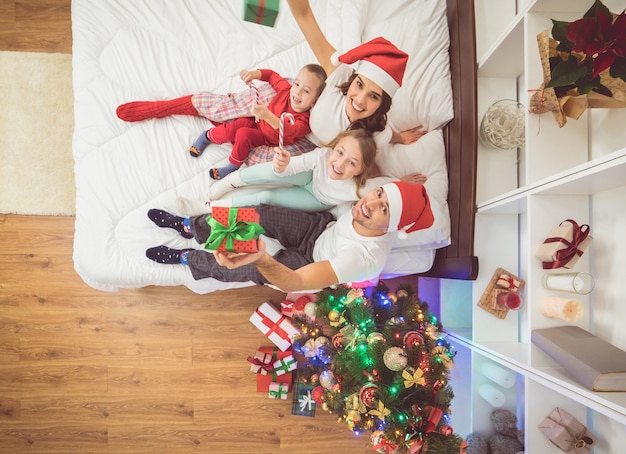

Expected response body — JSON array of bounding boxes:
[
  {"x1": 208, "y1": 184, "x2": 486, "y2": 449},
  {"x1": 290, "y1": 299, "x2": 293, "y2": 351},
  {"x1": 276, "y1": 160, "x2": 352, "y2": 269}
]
[
  {"x1": 250, "y1": 82, "x2": 261, "y2": 122},
  {"x1": 279, "y1": 112, "x2": 295, "y2": 150},
  {"x1": 250, "y1": 81, "x2": 261, "y2": 104}
]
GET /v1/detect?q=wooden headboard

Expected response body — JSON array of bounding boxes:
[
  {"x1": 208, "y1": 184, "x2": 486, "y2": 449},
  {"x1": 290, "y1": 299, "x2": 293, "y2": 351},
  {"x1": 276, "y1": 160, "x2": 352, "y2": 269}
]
[{"x1": 419, "y1": 0, "x2": 479, "y2": 280}]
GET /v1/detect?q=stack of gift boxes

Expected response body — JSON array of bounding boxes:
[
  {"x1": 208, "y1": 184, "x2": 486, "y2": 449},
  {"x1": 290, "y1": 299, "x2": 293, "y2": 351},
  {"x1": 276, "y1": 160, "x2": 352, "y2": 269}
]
[
  {"x1": 248, "y1": 298, "x2": 317, "y2": 417},
  {"x1": 205, "y1": 205, "x2": 317, "y2": 416}
]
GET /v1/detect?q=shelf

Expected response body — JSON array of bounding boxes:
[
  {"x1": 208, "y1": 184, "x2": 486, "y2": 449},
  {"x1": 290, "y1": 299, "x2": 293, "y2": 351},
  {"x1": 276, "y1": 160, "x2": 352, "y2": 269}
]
[
  {"x1": 463, "y1": 0, "x2": 626, "y2": 447},
  {"x1": 477, "y1": 148, "x2": 626, "y2": 214},
  {"x1": 449, "y1": 334, "x2": 626, "y2": 426},
  {"x1": 478, "y1": 15, "x2": 524, "y2": 78}
]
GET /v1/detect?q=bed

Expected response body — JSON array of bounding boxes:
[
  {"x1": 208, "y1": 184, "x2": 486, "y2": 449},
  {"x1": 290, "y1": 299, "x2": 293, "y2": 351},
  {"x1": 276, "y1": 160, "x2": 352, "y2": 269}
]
[{"x1": 71, "y1": 0, "x2": 478, "y2": 294}]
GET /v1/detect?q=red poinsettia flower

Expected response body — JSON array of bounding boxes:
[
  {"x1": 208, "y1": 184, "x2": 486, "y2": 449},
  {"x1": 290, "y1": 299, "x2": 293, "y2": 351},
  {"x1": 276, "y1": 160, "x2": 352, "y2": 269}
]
[{"x1": 566, "y1": 8, "x2": 626, "y2": 79}]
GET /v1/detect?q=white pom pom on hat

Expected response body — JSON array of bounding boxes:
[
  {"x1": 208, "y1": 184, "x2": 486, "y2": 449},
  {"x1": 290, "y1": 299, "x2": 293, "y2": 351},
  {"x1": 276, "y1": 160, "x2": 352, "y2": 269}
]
[
  {"x1": 383, "y1": 181, "x2": 435, "y2": 239},
  {"x1": 335, "y1": 37, "x2": 409, "y2": 97}
]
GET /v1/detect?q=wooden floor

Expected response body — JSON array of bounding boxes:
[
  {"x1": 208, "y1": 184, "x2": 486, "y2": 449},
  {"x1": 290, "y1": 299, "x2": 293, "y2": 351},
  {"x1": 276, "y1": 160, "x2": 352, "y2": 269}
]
[{"x1": 0, "y1": 2, "x2": 391, "y2": 452}]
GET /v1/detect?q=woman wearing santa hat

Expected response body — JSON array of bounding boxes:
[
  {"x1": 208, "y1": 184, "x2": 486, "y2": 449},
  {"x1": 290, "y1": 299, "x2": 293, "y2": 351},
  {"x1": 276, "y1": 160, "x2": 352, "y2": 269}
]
[{"x1": 284, "y1": 0, "x2": 424, "y2": 148}]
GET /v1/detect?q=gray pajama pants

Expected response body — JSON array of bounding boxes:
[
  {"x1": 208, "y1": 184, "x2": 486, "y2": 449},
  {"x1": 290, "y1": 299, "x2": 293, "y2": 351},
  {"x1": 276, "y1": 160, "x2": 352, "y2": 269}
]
[{"x1": 186, "y1": 204, "x2": 335, "y2": 283}]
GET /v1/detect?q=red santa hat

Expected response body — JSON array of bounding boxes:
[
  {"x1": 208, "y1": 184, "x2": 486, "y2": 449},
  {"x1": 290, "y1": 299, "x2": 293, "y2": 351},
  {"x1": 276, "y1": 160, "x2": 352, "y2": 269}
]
[
  {"x1": 383, "y1": 182, "x2": 434, "y2": 239},
  {"x1": 331, "y1": 37, "x2": 408, "y2": 97}
]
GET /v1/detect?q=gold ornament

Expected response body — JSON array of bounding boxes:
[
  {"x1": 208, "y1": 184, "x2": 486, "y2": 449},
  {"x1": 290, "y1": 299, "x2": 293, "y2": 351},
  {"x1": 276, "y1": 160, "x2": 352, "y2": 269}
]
[
  {"x1": 403, "y1": 367, "x2": 426, "y2": 388},
  {"x1": 368, "y1": 401, "x2": 391, "y2": 421}
]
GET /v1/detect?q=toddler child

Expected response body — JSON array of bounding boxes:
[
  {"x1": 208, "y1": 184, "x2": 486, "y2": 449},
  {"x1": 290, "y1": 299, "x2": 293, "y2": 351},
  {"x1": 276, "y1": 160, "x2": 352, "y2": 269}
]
[{"x1": 190, "y1": 64, "x2": 327, "y2": 180}]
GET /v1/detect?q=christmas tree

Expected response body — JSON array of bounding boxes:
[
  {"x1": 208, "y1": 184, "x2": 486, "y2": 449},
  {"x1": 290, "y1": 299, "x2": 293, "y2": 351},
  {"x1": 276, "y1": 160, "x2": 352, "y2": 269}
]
[{"x1": 290, "y1": 282, "x2": 467, "y2": 454}]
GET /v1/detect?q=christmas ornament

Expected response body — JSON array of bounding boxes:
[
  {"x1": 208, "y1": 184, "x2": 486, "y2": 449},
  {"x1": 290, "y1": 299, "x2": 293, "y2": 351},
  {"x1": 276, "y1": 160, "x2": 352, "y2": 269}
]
[
  {"x1": 313, "y1": 336, "x2": 330, "y2": 353},
  {"x1": 302, "y1": 338, "x2": 316, "y2": 358},
  {"x1": 343, "y1": 287, "x2": 364, "y2": 306},
  {"x1": 397, "y1": 289, "x2": 408, "y2": 298},
  {"x1": 332, "y1": 332, "x2": 345, "y2": 349},
  {"x1": 359, "y1": 384, "x2": 378, "y2": 407},
  {"x1": 371, "y1": 429, "x2": 399, "y2": 453},
  {"x1": 328, "y1": 309, "x2": 340, "y2": 322},
  {"x1": 368, "y1": 401, "x2": 391, "y2": 422},
  {"x1": 319, "y1": 370, "x2": 336, "y2": 390},
  {"x1": 385, "y1": 316, "x2": 403, "y2": 327},
  {"x1": 304, "y1": 301, "x2": 317, "y2": 319},
  {"x1": 403, "y1": 330, "x2": 424, "y2": 348},
  {"x1": 316, "y1": 344, "x2": 334, "y2": 364},
  {"x1": 383, "y1": 346, "x2": 407, "y2": 371},
  {"x1": 402, "y1": 367, "x2": 425, "y2": 388},
  {"x1": 311, "y1": 385, "x2": 325, "y2": 404},
  {"x1": 367, "y1": 332, "x2": 386, "y2": 344}
]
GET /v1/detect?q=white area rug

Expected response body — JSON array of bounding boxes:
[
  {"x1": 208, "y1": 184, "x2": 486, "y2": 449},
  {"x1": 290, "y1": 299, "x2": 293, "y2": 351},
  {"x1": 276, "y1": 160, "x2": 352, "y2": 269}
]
[{"x1": 0, "y1": 51, "x2": 75, "y2": 216}]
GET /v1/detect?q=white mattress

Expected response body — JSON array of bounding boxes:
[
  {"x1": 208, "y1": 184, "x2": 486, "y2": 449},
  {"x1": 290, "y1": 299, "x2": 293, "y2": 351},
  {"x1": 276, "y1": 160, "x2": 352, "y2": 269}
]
[{"x1": 71, "y1": 0, "x2": 453, "y2": 294}]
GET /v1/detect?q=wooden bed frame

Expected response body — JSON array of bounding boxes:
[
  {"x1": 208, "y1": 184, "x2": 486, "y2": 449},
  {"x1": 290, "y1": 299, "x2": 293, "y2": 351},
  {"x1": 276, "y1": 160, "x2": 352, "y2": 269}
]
[{"x1": 419, "y1": 0, "x2": 479, "y2": 280}]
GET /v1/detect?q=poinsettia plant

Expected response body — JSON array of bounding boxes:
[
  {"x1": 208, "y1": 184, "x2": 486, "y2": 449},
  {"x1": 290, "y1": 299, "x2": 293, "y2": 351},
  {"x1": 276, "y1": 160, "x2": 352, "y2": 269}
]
[{"x1": 547, "y1": 0, "x2": 626, "y2": 97}]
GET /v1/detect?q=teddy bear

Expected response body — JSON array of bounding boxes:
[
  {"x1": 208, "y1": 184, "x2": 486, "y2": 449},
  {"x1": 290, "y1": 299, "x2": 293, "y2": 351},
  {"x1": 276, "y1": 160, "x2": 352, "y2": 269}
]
[{"x1": 464, "y1": 409, "x2": 524, "y2": 454}]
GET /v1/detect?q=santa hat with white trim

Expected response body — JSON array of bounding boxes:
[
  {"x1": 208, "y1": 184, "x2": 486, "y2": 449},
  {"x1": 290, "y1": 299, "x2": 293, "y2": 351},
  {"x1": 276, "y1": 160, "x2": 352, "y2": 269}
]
[
  {"x1": 331, "y1": 37, "x2": 408, "y2": 97},
  {"x1": 383, "y1": 181, "x2": 434, "y2": 239}
]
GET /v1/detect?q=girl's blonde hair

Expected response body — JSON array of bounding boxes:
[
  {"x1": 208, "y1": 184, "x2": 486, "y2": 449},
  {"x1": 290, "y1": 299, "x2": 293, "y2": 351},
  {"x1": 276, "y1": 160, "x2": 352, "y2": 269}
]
[{"x1": 324, "y1": 128, "x2": 378, "y2": 198}]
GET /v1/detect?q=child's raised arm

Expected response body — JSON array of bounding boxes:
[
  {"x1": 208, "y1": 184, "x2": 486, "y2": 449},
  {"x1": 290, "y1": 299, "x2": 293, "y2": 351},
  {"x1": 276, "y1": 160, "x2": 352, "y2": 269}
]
[{"x1": 240, "y1": 69, "x2": 262, "y2": 85}]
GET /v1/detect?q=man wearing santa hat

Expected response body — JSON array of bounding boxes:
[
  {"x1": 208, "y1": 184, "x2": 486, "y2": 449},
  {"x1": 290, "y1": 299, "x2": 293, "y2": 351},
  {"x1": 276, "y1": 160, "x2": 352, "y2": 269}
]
[{"x1": 145, "y1": 181, "x2": 434, "y2": 292}]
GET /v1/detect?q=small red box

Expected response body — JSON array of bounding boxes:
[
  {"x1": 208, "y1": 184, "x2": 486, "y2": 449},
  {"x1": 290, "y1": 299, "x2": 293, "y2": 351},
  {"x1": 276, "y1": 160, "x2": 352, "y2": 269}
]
[{"x1": 205, "y1": 206, "x2": 264, "y2": 253}]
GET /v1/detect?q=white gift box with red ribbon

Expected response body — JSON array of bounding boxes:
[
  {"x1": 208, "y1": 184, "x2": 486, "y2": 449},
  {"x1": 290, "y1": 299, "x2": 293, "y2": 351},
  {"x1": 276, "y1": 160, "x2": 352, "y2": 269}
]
[{"x1": 250, "y1": 302, "x2": 300, "y2": 351}]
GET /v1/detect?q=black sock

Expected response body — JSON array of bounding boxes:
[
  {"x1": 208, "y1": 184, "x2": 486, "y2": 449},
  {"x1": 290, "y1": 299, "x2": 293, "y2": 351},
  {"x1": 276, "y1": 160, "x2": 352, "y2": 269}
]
[
  {"x1": 147, "y1": 209, "x2": 193, "y2": 238},
  {"x1": 146, "y1": 246, "x2": 193, "y2": 264}
]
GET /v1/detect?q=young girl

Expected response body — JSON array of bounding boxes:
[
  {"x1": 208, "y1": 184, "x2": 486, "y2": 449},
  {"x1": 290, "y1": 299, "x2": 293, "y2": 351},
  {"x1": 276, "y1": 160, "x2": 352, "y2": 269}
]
[
  {"x1": 180, "y1": 128, "x2": 377, "y2": 213},
  {"x1": 178, "y1": 128, "x2": 427, "y2": 215}
]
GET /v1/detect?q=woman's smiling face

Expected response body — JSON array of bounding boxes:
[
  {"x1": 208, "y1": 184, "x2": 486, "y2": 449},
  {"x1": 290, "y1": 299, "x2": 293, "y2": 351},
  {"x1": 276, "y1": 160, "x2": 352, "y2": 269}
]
[
  {"x1": 327, "y1": 135, "x2": 364, "y2": 180},
  {"x1": 344, "y1": 74, "x2": 384, "y2": 122}
]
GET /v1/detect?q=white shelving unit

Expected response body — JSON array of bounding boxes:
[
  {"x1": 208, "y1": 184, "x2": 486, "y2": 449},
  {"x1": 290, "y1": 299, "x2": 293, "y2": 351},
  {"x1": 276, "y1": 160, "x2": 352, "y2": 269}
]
[{"x1": 442, "y1": 0, "x2": 626, "y2": 451}]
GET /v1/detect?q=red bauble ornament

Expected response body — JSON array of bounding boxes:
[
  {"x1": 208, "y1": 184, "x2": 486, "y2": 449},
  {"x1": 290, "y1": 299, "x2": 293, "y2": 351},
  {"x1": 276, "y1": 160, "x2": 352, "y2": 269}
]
[
  {"x1": 404, "y1": 331, "x2": 425, "y2": 348},
  {"x1": 359, "y1": 384, "x2": 379, "y2": 407},
  {"x1": 332, "y1": 332, "x2": 345, "y2": 349},
  {"x1": 311, "y1": 385, "x2": 325, "y2": 404}
]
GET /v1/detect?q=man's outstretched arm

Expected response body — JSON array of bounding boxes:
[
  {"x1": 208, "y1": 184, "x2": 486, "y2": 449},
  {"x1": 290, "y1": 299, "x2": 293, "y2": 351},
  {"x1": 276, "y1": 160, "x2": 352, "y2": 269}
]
[{"x1": 213, "y1": 239, "x2": 338, "y2": 292}]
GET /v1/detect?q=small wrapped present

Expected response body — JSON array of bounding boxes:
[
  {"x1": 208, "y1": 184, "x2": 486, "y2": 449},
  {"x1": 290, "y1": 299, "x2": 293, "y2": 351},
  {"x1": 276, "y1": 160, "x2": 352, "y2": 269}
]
[
  {"x1": 243, "y1": 0, "x2": 279, "y2": 27},
  {"x1": 535, "y1": 219, "x2": 592, "y2": 269},
  {"x1": 251, "y1": 346, "x2": 293, "y2": 392},
  {"x1": 496, "y1": 274, "x2": 522, "y2": 291},
  {"x1": 273, "y1": 354, "x2": 297, "y2": 376},
  {"x1": 257, "y1": 370, "x2": 292, "y2": 392},
  {"x1": 204, "y1": 206, "x2": 265, "y2": 253},
  {"x1": 291, "y1": 381, "x2": 316, "y2": 417},
  {"x1": 268, "y1": 382, "x2": 289, "y2": 400},
  {"x1": 250, "y1": 302, "x2": 300, "y2": 351},
  {"x1": 538, "y1": 407, "x2": 595, "y2": 453},
  {"x1": 247, "y1": 348, "x2": 276, "y2": 375},
  {"x1": 280, "y1": 295, "x2": 313, "y2": 318}
]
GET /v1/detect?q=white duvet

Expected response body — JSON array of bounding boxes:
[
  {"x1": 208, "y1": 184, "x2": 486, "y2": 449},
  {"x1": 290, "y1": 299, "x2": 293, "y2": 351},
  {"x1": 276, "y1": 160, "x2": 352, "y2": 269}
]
[{"x1": 71, "y1": 0, "x2": 453, "y2": 294}]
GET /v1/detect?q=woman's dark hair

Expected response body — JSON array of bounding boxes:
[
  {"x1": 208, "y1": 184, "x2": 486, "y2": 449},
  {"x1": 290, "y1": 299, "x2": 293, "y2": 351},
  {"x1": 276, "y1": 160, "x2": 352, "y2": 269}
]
[{"x1": 336, "y1": 71, "x2": 392, "y2": 133}]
